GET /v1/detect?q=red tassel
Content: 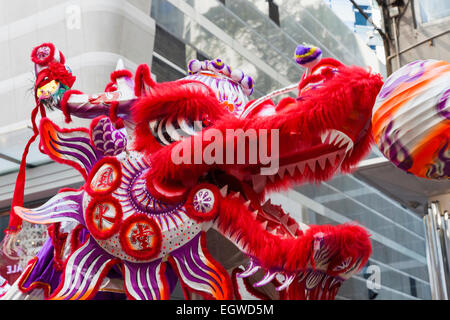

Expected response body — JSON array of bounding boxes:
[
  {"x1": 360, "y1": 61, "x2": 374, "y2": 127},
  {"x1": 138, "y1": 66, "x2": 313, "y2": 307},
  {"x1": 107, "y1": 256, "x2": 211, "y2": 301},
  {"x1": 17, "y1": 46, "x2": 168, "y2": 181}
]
[{"x1": 7, "y1": 102, "x2": 47, "y2": 233}]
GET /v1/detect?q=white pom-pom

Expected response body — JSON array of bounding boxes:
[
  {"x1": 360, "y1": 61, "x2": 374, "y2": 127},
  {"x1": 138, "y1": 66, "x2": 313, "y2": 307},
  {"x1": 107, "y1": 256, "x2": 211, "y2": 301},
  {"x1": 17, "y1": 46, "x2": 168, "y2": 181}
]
[
  {"x1": 231, "y1": 68, "x2": 244, "y2": 83},
  {"x1": 222, "y1": 65, "x2": 232, "y2": 77},
  {"x1": 188, "y1": 59, "x2": 202, "y2": 73},
  {"x1": 241, "y1": 76, "x2": 254, "y2": 89}
]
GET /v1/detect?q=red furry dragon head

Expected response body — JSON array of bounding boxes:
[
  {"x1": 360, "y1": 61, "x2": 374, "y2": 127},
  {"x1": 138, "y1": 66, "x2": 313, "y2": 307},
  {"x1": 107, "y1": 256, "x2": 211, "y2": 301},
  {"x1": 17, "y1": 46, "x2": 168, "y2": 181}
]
[{"x1": 6, "y1": 43, "x2": 383, "y2": 300}]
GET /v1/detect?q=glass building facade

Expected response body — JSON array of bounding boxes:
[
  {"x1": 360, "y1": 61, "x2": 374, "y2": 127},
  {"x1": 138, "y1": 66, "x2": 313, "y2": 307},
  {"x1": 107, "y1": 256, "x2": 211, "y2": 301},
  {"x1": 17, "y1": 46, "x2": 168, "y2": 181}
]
[{"x1": 149, "y1": 0, "x2": 430, "y2": 300}]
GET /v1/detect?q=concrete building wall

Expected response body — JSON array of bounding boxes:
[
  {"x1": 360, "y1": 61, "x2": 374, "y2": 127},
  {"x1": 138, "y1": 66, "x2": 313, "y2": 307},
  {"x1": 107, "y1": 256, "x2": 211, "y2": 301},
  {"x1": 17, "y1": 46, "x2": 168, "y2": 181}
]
[{"x1": 384, "y1": 0, "x2": 449, "y2": 72}]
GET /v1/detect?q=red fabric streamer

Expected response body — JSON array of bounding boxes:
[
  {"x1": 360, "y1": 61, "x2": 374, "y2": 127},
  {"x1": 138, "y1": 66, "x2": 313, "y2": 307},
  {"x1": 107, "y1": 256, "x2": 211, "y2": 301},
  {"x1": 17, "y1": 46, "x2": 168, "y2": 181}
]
[
  {"x1": 60, "y1": 89, "x2": 83, "y2": 123},
  {"x1": 6, "y1": 103, "x2": 46, "y2": 234}
]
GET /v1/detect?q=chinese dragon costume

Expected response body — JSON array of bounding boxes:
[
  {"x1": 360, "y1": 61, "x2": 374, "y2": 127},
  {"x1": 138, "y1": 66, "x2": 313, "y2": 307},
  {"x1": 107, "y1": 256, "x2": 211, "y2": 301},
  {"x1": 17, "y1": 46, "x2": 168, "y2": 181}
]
[{"x1": 1, "y1": 42, "x2": 383, "y2": 300}]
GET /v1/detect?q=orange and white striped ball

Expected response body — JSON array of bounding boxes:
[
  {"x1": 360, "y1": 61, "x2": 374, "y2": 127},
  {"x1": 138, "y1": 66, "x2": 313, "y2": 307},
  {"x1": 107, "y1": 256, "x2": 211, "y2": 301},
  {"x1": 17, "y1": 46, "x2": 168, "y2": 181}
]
[{"x1": 372, "y1": 60, "x2": 450, "y2": 179}]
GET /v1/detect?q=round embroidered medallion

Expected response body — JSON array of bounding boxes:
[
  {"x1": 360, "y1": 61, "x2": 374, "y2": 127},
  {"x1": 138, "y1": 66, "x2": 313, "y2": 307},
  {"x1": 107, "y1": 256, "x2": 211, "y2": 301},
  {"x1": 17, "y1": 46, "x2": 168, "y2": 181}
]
[
  {"x1": 85, "y1": 196, "x2": 123, "y2": 240},
  {"x1": 119, "y1": 214, "x2": 162, "y2": 261},
  {"x1": 86, "y1": 158, "x2": 122, "y2": 196},
  {"x1": 185, "y1": 184, "x2": 220, "y2": 222}
]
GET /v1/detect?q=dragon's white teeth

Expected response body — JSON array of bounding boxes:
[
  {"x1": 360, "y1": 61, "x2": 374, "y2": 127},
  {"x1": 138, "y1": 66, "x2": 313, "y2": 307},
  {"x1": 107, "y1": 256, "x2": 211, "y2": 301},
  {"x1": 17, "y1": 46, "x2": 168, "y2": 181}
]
[
  {"x1": 346, "y1": 143, "x2": 354, "y2": 154},
  {"x1": 232, "y1": 191, "x2": 240, "y2": 199},
  {"x1": 320, "y1": 131, "x2": 330, "y2": 144},
  {"x1": 328, "y1": 130, "x2": 339, "y2": 144},
  {"x1": 306, "y1": 159, "x2": 316, "y2": 172},
  {"x1": 333, "y1": 135, "x2": 344, "y2": 146},
  {"x1": 337, "y1": 138, "x2": 348, "y2": 148},
  {"x1": 243, "y1": 200, "x2": 251, "y2": 208},
  {"x1": 328, "y1": 153, "x2": 337, "y2": 165},
  {"x1": 287, "y1": 164, "x2": 296, "y2": 176},
  {"x1": 317, "y1": 157, "x2": 327, "y2": 170},
  {"x1": 253, "y1": 271, "x2": 277, "y2": 287},
  {"x1": 219, "y1": 185, "x2": 228, "y2": 197},
  {"x1": 296, "y1": 162, "x2": 306, "y2": 174},
  {"x1": 321, "y1": 130, "x2": 354, "y2": 156},
  {"x1": 278, "y1": 167, "x2": 286, "y2": 179},
  {"x1": 250, "y1": 210, "x2": 259, "y2": 220}
]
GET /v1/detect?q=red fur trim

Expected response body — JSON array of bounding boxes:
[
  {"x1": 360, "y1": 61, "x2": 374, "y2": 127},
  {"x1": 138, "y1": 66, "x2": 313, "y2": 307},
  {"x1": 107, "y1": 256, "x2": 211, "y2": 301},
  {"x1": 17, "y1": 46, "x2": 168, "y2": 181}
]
[
  {"x1": 47, "y1": 222, "x2": 68, "y2": 271},
  {"x1": 60, "y1": 90, "x2": 83, "y2": 123},
  {"x1": 275, "y1": 97, "x2": 296, "y2": 112},
  {"x1": 109, "y1": 101, "x2": 119, "y2": 123},
  {"x1": 59, "y1": 51, "x2": 65, "y2": 65},
  {"x1": 185, "y1": 183, "x2": 220, "y2": 223},
  {"x1": 31, "y1": 43, "x2": 55, "y2": 66},
  {"x1": 58, "y1": 186, "x2": 83, "y2": 193},
  {"x1": 39, "y1": 117, "x2": 90, "y2": 180},
  {"x1": 104, "y1": 82, "x2": 117, "y2": 92},
  {"x1": 70, "y1": 224, "x2": 85, "y2": 254},
  {"x1": 216, "y1": 195, "x2": 372, "y2": 274},
  {"x1": 17, "y1": 257, "x2": 52, "y2": 298},
  {"x1": 110, "y1": 69, "x2": 133, "y2": 83},
  {"x1": 108, "y1": 100, "x2": 124, "y2": 129},
  {"x1": 114, "y1": 118, "x2": 124, "y2": 129},
  {"x1": 46, "y1": 61, "x2": 76, "y2": 88},
  {"x1": 119, "y1": 214, "x2": 162, "y2": 261},
  {"x1": 85, "y1": 156, "x2": 123, "y2": 197},
  {"x1": 85, "y1": 195, "x2": 123, "y2": 240},
  {"x1": 134, "y1": 64, "x2": 156, "y2": 97}
]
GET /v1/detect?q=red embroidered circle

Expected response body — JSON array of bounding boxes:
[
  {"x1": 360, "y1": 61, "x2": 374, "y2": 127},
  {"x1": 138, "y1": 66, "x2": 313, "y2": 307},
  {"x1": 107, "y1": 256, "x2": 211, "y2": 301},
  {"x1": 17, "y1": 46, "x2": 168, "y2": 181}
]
[
  {"x1": 85, "y1": 157, "x2": 122, "y2": 196},
  {"x1": 185, "y1": 184, "x2": 220, "y2": 222},
  {"x1": 31, "y1": 43, "x2": 56, "y2": 66},
  {"x1": 119, "y1": 214, "x2": 162, "y2": 261},
  {"x1": 85, "y1": 196, "x2": 123, "y2": 240}
]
